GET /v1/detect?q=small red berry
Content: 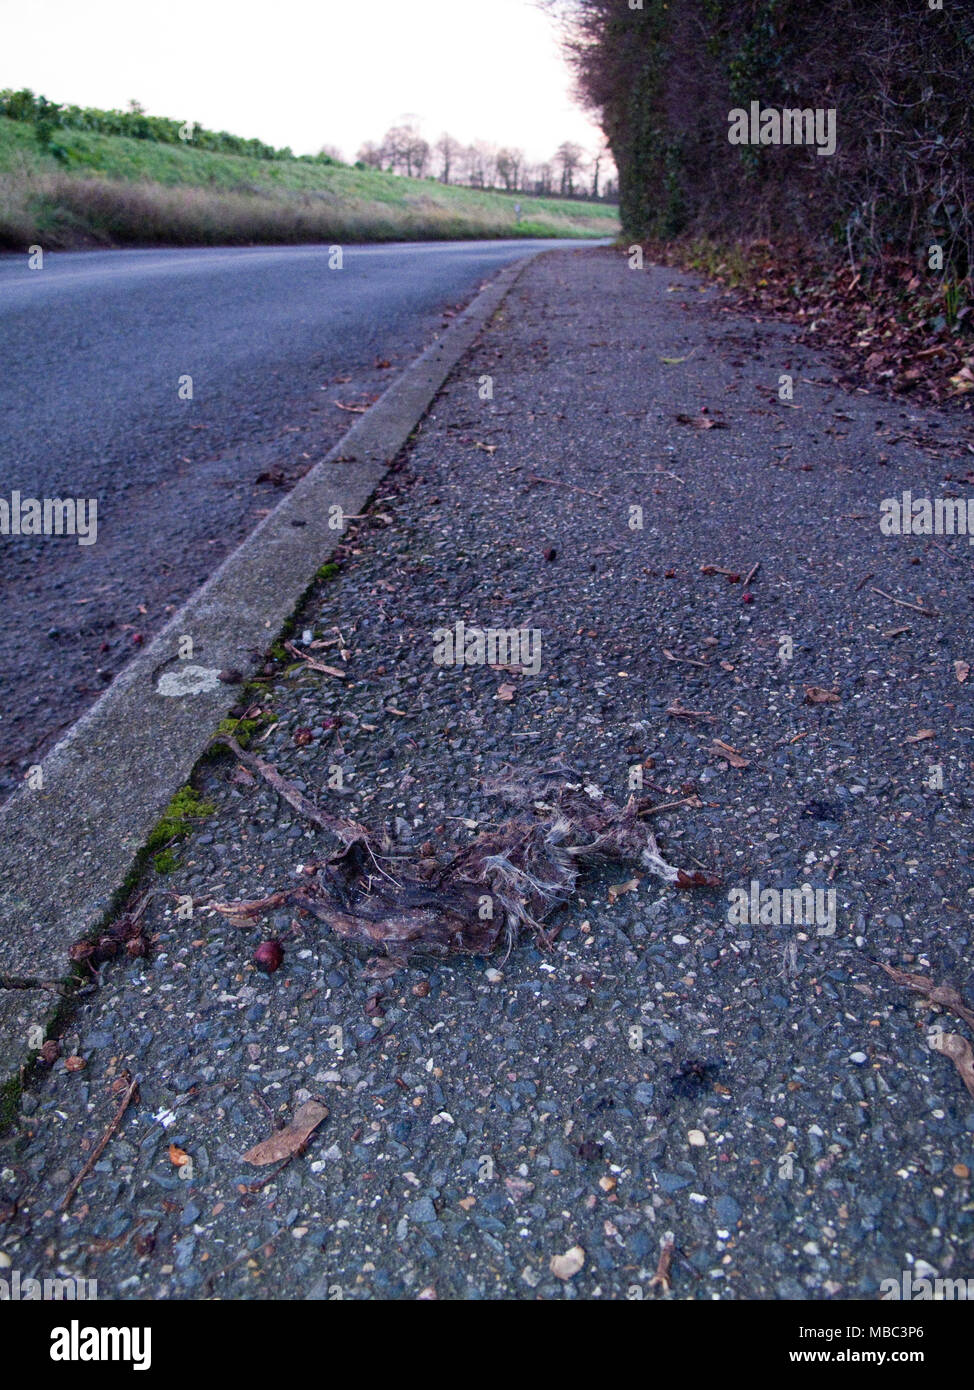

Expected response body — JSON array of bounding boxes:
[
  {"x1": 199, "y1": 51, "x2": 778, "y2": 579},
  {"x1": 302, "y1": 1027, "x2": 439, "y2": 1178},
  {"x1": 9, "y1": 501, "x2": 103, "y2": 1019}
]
[{"x1": 253, "y1": 940, "x2": 284, "y2": 974}]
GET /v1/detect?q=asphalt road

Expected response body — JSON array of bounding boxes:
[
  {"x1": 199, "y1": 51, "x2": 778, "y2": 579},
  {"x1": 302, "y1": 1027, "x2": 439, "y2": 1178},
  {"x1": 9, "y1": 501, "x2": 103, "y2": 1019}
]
[{"x1": 0, "y1": 239, "x2": 593, "y2": 798}]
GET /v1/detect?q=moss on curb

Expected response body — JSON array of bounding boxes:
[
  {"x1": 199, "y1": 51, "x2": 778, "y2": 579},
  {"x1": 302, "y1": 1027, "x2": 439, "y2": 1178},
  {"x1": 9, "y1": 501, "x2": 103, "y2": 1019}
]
[
  {"x1": 145, "y1": 784, "x2": 216, "y2": 874},
  {"x1": 0, "y1": 1074, "x2": 22, "y2": 1132}
]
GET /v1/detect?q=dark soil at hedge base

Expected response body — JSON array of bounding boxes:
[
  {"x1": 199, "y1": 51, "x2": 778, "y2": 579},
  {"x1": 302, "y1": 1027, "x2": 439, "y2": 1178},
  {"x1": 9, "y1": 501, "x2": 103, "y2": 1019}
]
[{"x1": 3, "y1": 246, "x2": 973, "y2": 1301}]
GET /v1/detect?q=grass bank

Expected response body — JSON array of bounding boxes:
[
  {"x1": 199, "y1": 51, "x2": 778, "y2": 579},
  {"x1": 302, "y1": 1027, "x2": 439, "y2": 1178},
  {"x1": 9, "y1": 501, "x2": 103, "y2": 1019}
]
[{"x1": 0, "y1": 118, "x2": 618, "y2": 248}]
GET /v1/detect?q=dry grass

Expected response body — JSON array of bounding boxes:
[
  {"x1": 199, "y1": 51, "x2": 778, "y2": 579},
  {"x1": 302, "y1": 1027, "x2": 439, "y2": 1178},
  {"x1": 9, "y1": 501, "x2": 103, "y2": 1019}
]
[{"x1": 0, "y1": 170, "x2": 613, "y2": 249}]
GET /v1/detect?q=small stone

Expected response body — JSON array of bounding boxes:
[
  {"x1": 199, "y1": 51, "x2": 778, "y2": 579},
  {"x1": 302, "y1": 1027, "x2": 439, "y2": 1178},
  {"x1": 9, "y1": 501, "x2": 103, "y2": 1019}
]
[
  {"x1": 407, "y1": 1196, "x2": 438, "y2": 1224},
  {"x1": 688, "y1": 1129, "x2": 706, "y2": 1147},
  {"x1": 715, "y1": 1195, "x2": 741, "y2": 1226},
  {"x1": 550, "y1": 1245, "x2": 585, "y2": 1281}
]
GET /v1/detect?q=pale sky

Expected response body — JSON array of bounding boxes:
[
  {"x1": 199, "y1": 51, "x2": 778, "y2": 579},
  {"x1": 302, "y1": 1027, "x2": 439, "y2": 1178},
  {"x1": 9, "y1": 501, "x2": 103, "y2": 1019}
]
[{"x1": 0, "y1": 0, "x2": 609, "y2": 168}]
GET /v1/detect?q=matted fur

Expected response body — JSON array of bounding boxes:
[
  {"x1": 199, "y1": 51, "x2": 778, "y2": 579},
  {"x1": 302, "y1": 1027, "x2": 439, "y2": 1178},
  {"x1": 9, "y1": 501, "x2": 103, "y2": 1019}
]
[{"x1": 210, "y1": 770, "x2": 718, "y2": 975}]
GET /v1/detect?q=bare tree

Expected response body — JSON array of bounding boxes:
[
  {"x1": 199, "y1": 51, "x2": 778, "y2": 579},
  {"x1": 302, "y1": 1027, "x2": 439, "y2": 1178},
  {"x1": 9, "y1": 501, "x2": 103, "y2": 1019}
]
[
  {"x1": 356, "y1": 140, "x2": 384, "y2": 169},
  {"x1": 496, "y1": 147, "x2": 524, "y2": 192},
  {"x1": 461, "y1": 142, "x2": 491, "y2": 188},
  {"x1": 532, "y1": 161, "x2": 554, "y2": 195},
  {"x1": 435, "y1": 132, "x2": 462, "y2": 184},
  {"x1": 590, "y1": 140, "x2": 611, "y2": 198},
  {"x1": 470, "y1": 140, "x2": 498, "y2": 188},
  {"x1": 554, "y1": 141, "x2": 585, "y2": 196},
  {"x1": 382, "y1": 124, "x2": 430, "y2": 178}
]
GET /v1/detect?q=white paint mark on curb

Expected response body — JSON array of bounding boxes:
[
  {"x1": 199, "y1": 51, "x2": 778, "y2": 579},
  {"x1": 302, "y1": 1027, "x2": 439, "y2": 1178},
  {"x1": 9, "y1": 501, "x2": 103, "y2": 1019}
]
[{"x1": 156, "y1": 666, "x2": 223, "y2": 697}]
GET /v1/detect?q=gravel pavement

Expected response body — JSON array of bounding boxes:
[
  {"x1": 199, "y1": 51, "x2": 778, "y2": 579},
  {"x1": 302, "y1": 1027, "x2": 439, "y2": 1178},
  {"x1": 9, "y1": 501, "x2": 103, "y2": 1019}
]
[{"x1": 1, "y1": 246, "x2": 972, "y2": 1301}]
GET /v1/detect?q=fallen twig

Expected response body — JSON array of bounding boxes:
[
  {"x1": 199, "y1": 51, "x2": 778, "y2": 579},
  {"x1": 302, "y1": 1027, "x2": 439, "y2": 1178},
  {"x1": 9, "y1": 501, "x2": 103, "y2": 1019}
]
[
  {"x1": 527, "y1": 474, "x2": 605, "y2": 501},
  {"x1": 742, "y1": 561, "x2": 761, "y2": 588},
  {"x1": 649, "y1": 1234, "x2": 675, "y2": 1294},
  {"x1": 878, "y1": 963, "x2": 974, "y2": 1031},
  {"x1": 284, "y1": 641, "x2": 345, "y2": 678},
  {"x1": 870, "y1": 587, "x2": 939, "y2": 617},
  {"x1": 666, "y1": 701, "x2": 717, "y2": 723},
  {"x1": 637, "y1": 796, "x2": 703, "y2": 817},
  {"x1": 208, "y1": 733, "x2": 368, "y2": 846},
  {"x1": 662, "y1": 649, "x2": 708, "y2": 668},
  {"x1": 62, "y1": 1076, "x2": 139, "y2": 1212}
]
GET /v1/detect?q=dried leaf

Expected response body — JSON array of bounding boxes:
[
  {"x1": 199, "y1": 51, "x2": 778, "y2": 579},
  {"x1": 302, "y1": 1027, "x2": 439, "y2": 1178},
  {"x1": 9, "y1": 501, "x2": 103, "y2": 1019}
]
[
  {"x1": 550, "y1": 1245, "x2": 585, "y2": 1280},
  {"x1": 928, "y1": 1030, "x2": 974, "y2": 1100},
  {"x1": 675, "y1": 412, "x2": 726, "y2": 430},
  {"x1": 955, "y1": 661, "x2": 970, "y2": 684},
  {"x1": 804, "y1": 686, "x2": 840, "y2": 705},
  {"x1": 708, "y1": 739, "x2": 749, "y2": 768},
  {"x1": 878, "y1": 963, "x2": 974, "y2": 1030},
  {"x1": 242, "y1": 1100, "x2": 328, "y2": 1166},
  {"x1": 607, "y1": 877, "x2": 640, "y2": 904},
  {"x1": 168, "y1": 1144, "x2": 190, "y2": 1167},
  {"x1": 905, "y1": 729, "x2": 935, "y2": 743},
  {"x1": 496, "y1": 683, "x2": 516, "y2": 702}
]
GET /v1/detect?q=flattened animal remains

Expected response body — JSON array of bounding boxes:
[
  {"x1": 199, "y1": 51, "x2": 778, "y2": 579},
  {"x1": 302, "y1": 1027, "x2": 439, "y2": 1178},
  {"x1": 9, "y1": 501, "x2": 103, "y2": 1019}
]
[{"x1": 209, "y1": 739, "x2": 719, "y2": 976}]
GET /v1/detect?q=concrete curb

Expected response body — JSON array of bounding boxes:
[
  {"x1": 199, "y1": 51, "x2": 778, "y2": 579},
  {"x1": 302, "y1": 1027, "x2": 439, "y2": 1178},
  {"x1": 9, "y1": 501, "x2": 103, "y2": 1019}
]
[{"x1": 0, "y1": 251, "x2": 538, "y2": 1086}]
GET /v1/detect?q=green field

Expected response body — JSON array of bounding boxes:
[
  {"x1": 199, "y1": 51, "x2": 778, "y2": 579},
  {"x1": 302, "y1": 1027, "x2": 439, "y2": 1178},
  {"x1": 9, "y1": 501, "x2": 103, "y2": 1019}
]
[{"x1": 0, "y1": 117, "x2": 618, "y2": 249}]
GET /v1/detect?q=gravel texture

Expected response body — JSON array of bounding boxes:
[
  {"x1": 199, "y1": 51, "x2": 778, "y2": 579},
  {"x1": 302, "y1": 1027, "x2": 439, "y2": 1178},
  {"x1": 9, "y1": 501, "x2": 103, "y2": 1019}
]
[{"x1": 1, "y1": 246, "x2": 972, "y2": 1301}]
